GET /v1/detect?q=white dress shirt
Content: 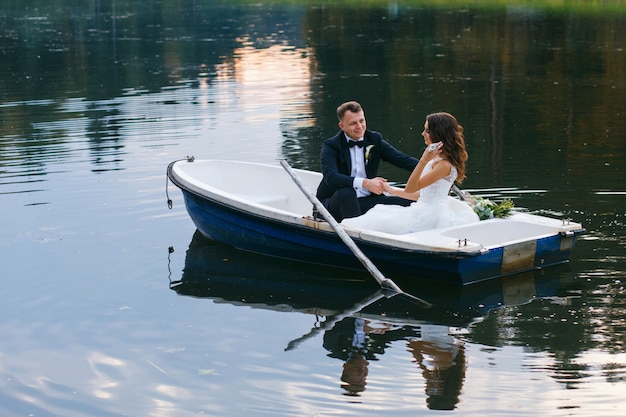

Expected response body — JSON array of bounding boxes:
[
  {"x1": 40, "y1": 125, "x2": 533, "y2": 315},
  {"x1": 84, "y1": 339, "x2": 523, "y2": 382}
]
[{"x1": 348, "y1": 138, "x2": 370, "y2": 197}]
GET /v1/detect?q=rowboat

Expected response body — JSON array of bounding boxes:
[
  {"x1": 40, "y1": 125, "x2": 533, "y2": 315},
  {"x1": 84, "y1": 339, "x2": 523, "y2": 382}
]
[{"x1": 166, "y1": 158, "x2": 585, "y2": 285}]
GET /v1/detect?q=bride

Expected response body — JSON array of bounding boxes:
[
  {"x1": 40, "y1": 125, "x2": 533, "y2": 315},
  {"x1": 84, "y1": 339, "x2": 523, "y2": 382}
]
[{"x1": 341, "y1": 112, "x2": 479, "y2": 234}]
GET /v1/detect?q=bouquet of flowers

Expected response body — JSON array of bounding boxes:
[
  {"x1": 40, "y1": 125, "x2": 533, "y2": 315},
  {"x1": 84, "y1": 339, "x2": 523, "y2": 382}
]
[{"x1": 472, "y1": 196, "x2": 515, "y2": 220}]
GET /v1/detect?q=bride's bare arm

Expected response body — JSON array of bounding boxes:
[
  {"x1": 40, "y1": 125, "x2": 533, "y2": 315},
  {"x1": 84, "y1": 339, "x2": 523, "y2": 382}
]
[
  {"x1": 391, "y1": 159, "x2": 452, "y2": 200},
  {"x1": 383, "y1": 182, "x2": 420, "y2": 201}
]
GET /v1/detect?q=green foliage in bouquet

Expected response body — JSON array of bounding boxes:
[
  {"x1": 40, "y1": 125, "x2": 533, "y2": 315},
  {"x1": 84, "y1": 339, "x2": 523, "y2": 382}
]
[{"x1": 472, "y1": 197, "x2": 515, "y2": 220}]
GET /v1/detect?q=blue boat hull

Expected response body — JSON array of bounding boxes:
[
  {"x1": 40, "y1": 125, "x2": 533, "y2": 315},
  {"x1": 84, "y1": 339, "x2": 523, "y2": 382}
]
[
  {"x1": 179, "y1": 188, "x2": 579, "y2": 285},
  {"x1": 171, "y1": 230, "x2": 578, "y2": 324}
]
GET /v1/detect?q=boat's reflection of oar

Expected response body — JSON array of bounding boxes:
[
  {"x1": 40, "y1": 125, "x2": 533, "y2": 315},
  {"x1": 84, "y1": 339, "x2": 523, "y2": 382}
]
[
  {"x1": 280, "y1": 160, "x2": 431, "y2": 307},
  {"x1": 284, "y1": 290, "x2": 388, "y2": 351}
]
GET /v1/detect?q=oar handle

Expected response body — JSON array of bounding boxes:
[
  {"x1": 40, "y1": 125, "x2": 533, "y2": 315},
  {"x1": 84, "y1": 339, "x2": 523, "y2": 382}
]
[
  {"x1": 451, "y1": 184, "x2": 475, "y2": 205},
  {"x1": 451, "y1": 184, "x2": 468, "y2": 201}
]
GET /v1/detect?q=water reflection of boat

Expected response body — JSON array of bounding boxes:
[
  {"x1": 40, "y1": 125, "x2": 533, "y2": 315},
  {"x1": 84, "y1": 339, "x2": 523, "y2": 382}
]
[
  {"x1": 169, "y1": 231, "x2": 577, "y2": 409},
  {"x1": 171, "y1": 231, "x2": 575, "y2": 325}
]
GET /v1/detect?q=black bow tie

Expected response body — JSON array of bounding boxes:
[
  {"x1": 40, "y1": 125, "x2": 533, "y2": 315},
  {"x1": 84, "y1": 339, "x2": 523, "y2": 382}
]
[{"x1": 348, "y1": 140, "x2": 365, "y2": 148}]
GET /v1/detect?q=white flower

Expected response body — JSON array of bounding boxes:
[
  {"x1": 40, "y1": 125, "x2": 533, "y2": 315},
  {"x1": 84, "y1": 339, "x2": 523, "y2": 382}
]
[{"x1": 365, "y1": 145, "x2": 375, "y2": 165}]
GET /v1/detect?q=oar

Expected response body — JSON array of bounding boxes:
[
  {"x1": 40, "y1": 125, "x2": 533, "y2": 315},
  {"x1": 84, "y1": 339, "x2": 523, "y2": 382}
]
[
  {"x1": 280, "y1": 160, "x2": 430, "y2": 307},
  {"x1": 451, "y1": 184, "x2": 472, "y2": 203},
  {"x1": 284, "y1": 290, "x2": 388, "y2": 351}
]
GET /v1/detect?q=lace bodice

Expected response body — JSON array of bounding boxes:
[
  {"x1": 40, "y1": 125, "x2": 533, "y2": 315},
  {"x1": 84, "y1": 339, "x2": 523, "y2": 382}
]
[{"x1": 417, "y1": 158, "x2": 457, "y2": 203}]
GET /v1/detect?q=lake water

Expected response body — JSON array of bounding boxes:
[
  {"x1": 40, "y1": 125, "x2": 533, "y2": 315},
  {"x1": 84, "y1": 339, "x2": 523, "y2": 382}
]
[{"x1": 2, "y1": 1, "x2": 626, "y2": 416}]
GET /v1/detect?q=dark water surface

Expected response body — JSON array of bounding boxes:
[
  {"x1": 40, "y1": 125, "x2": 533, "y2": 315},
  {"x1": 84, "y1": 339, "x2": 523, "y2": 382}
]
[{"x1": 2, "y1": 1, "x2": 626, "y2": 416}]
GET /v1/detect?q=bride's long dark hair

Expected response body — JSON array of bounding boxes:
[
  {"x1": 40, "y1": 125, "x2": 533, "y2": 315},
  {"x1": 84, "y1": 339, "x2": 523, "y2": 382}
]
[{"x1": 426, "y1": 112, "x2": 468, "y2": 183}]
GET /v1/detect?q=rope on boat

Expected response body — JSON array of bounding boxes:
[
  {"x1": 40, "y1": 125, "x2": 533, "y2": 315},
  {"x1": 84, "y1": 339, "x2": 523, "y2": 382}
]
[
  {"x1": 166, "y1": 157, "x2": 194, "y2": 209},
  {"x1": 166, "y1": 169, "x2": 173, "y2": 209}
]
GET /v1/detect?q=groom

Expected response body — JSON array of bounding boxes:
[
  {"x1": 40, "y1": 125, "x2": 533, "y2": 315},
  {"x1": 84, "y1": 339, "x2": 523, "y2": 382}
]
[{"x1": 315, "y1": 101, "x2": 419, "y2": 222}]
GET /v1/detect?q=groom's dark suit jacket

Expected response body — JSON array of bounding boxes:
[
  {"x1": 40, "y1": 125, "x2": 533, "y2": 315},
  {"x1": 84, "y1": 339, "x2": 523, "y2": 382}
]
[{"x1": 316, "y1": 129, "x2": 419, "y2": 202}]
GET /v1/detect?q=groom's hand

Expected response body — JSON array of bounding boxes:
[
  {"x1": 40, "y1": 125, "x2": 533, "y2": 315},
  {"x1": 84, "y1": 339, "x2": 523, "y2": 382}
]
[{"x1": 364, "y1": 177, "x2": 387, "y2": 195}]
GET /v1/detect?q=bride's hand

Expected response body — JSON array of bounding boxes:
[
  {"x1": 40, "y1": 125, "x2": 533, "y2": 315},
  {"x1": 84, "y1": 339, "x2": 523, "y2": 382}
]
[
  {"x1": 383, "y1": 181, "x2": 420, "y2": 201},
  {"x1": 422, "y1": 142, "x2": 443, "y2": 159}
]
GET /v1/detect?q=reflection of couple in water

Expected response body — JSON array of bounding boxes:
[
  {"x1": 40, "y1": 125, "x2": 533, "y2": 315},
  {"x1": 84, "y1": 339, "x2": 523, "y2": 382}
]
[
  {"x1": 323, "y1": 317, "x2": 466, "y2": 410},
  {"x1": 316, "y1": 101, "x2": 479, "y2": 233}
]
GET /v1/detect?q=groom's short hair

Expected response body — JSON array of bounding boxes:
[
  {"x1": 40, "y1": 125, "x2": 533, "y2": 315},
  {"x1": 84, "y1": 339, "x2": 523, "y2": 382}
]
[{"x1": 337, "y1": 101, "x2": 363, "y2": 121}]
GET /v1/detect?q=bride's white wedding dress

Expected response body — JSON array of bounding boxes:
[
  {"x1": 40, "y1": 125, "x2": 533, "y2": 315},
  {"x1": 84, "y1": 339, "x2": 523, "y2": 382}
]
[{"x1": 341, "y1": 158, "x2": 479, "y2": 234}]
